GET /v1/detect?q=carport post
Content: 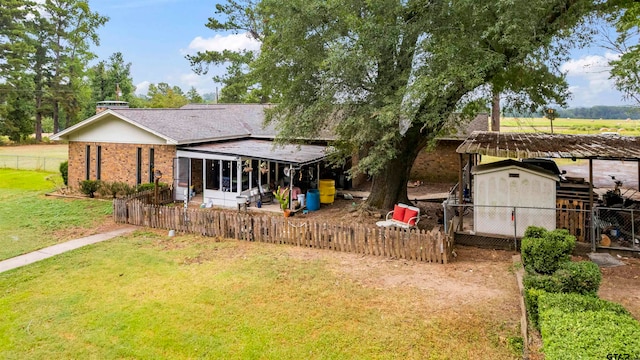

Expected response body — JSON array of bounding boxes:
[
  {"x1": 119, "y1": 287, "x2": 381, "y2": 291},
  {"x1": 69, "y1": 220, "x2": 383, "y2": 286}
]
[{"x1": 589, "y1": 158, "x2": 595, "y2": 251}]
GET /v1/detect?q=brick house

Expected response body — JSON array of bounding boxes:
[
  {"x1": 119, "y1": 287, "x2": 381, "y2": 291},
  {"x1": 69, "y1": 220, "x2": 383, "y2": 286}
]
[
  {"x1": 52, "y1": 103, "x2": 486, "y2": 207},
  {"x1": 410, "y1": 113, "x2": 489, "y2": 183},
  {"x1": 52, "y1": 104, "x2": 331, "y2": 207}
]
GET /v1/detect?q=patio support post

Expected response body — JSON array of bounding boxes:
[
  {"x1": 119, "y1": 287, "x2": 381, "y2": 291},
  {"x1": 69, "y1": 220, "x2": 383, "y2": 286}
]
[
  {"x1": 589, "y1": 158, "x2": 595, "y2": 251},
  {"x1": 458, "y1": 153, "x2": 464, "y2": 204},
  {"x1": 458, "y1": 153, "x2": 464, "y2": 232}
]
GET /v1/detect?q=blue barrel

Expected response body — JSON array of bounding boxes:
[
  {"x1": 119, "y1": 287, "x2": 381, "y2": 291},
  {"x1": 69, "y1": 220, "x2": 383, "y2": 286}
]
[{"x1": 306, "y1": 189, "x2": 320, "y2": 211}]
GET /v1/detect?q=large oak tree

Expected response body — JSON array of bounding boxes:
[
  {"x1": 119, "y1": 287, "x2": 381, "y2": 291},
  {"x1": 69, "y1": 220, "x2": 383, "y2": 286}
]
[{"x1": 195, "y1": 0, "x2": 597, "y2": 209}]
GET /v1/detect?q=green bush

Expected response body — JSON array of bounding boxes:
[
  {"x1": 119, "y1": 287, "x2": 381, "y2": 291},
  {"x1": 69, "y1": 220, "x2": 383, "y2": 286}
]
[
  {"x1": 59, "y1": 161, "x2": 68, "y2": 186},
  {"x1": 79, "y1": 180, "x2": 101, "y2": 198},
  {"x1": 554, "y1": 261, "x2": 602, "y2": 295},
  {"x1": 135, "y1": 182, "x2": 168, "y2": 192},
  {"x1": 98, "y1": 181, "x2": 134, "y2": 198},
  {"x1": 524, "y1": 261, "x2": 601, "y2": 295},
  {"x1": 539, "y1": 293, "x2": 640, "y2": 359},
  {"x1": 538, "y1": 292, "x2": 630, "y2": 316},
  {"x1": 523, "y1": 272, "x2": 563, "y2": 293},
  {"x1": 524, "y1": 226, "x2": 547, "y2": 239},
  {"x1": 521, "y1": 228, "x2": 575, "y2": 274},
  {"x1": 524, "y1": 288, "x2": 547, "y2": 330}
]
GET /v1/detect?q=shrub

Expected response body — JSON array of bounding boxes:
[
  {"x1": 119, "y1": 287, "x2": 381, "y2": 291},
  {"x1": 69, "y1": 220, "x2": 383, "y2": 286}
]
[
  {"x1": 523, "y1": 272, "x2": 563, "y2": 293},
  {"x1": 524, "y1": 288, "x2": 547, "y2": 330},
  {"x1": 521, "y1": 228, "x2": 575, "y2": 274},
  {"x1": 59, "y1": 161, "x2": 68, "y2": 186},
  {"x1": 135, "y1": 182, "x2": 168, "y2": 192},
  {"x1": 538, "y1": 292, "x2": 630, "y2": 316},
  {"x1": 524, "y1": 260, "x2": 602, "y2": 298},
  {"x1": 79, "y1": 180, "x2": 101, "y2": 198},
  {"x1": 98, "y1": 181, "x2": 134, "y2": 198},
  {"x1": 524, "y1": 226, "x2": 547, "y2": 239},
  {"x1": 539, "y1": 293, "x2": 640, "y2": 359},
  {"x1": 554, "y1": 261, "x2": 602, "y2": 295}
]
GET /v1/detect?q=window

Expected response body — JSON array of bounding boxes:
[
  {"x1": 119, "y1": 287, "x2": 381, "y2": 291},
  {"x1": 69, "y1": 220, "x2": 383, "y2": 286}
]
[
  {"x1": 136, "y1": 147, "x2": 142, "y2": 185},
  {"x1": 96, "y1": 146, "x2": 102, "y2": 180},
  {"x1": 148, "y1": 148, "x2": 155, "y2": 183},
  {"x1": 85, "y1": 145, "x2": 91, "y2": 180}
]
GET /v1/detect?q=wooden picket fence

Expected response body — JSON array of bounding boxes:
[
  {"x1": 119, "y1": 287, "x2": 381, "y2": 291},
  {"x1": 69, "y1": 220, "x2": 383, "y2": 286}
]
[{"x1": 114, "y1": 199, "x2": 452, "y2": 264}]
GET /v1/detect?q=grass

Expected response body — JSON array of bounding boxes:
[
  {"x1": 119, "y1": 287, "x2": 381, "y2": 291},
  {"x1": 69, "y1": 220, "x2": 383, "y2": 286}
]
[
  {"x1": 0, "y1": 144, "x2": 68, "y2": 172},
  {"x1": 501, "y1": 117, "x2": 640, "y2": 135},
  {"x1": 0, "y1": 169, "x2": 112, "y2": 261},
  {"x1": 0, "y1": 232, "x2": 521, "y2": 359}
]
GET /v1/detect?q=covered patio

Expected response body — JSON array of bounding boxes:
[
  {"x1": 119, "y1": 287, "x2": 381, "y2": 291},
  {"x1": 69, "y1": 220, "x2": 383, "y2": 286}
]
[{"x1": 174, "y1": 139, "x2": 328, "y2": 209}]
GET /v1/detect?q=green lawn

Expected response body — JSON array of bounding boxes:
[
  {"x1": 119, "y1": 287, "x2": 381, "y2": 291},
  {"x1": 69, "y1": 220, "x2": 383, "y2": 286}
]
[
  {"x1": 501, "y1": 117, "x2": 640, "y2": 135},
  {"x1": 0, "y1": 144, "x2": 68, "y2": 172},
  {"x1": 0, "y1": 232, "x2": 521, "y2": 359},
  {"x1": 0, "y1": 169, "x2": 112, "y2": 260}
]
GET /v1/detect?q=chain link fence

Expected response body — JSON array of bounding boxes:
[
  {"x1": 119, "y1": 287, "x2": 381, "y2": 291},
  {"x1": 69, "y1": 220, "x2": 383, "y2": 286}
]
[
  {"x1": 444, "y1": 201, "x2": 640, "y2": 252},
  {"x1": 0, "y1": 155, "x2": 66, "y2": 172}
]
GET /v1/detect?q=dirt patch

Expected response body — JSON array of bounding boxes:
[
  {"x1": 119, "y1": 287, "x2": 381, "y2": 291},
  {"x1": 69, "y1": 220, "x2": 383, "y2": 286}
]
[
  {"x1": 283, "y1": 244, "x2": 519, "y2": 311},
  {"x1": 290, "y1": 182, "x2": 453, "y2": 230},
  {"x1": 596, "y1": 255, "x2": 640, "y2": 320}
]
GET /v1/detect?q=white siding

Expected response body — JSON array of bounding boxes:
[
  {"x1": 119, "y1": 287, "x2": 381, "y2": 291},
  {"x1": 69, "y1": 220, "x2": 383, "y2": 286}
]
[
  {"x1": 66, "y1": 115, "x2": 167, "y2": 144},
  {"x1": 474, "y1": 167, "x2": 556, "y2": 237}
]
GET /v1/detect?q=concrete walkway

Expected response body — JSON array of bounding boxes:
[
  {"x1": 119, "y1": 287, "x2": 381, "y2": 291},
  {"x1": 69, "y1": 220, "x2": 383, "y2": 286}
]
[{"x1": 0, "y1": 226, "x2": 136, "y2": 274}]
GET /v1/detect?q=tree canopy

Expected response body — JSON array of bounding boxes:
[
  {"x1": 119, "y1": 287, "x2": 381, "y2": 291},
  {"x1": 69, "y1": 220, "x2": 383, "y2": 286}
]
[
  {"x1": 607, "y1": 0, "x2": 640, "y2": 103},
  {"x1": 194, "y1": 0, "x2": 599, "y2": 208}
]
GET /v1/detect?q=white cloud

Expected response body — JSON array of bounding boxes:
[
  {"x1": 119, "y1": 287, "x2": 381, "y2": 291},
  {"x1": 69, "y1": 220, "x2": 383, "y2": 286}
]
[
  {"x1": 560, "y1": 52, "x2": 625, "y2": 107},
  {"x1": 180, "y1": 73, "x2": 203, "y2": 88},
  {"x1": 135, "y1": 81, "x2": 150, "y2": 96},
  {"x1": 560, "y1": 52, "x2": 619, "y2": 76},
  {"x1": 183, "y1": 33, "x2": 261, "y2": 54}
]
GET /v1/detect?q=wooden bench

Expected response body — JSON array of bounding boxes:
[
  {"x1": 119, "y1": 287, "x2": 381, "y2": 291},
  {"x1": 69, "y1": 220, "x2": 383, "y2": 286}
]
[{"x1": 376, "y1": 203, "x2": 420, "y2": 229}]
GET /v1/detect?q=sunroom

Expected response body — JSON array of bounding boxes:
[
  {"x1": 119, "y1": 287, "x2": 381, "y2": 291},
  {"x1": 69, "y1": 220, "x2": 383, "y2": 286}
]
[{"x1": 174, "y1": 139, "x2": 328, "y2": 208}]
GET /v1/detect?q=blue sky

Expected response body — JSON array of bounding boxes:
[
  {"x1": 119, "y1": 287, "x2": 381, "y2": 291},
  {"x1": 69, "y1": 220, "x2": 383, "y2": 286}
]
[{"x1": 90, "y1": 0, "x2": 633, "y2": 108}]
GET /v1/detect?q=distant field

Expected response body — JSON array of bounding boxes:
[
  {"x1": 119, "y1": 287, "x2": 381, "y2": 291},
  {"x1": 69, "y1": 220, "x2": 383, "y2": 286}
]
[
  {"x1": 501, "y1": 117, "x2": 640, "y2": 136},
  {"x1": 0, "y1": 144, "x2": 68, "y2": 172}
]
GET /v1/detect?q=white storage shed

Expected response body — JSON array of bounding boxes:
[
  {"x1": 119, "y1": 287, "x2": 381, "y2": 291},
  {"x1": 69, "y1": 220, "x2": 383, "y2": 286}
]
[{"x1": 472, "y1": 159, "x2": 558, "y2": 238}]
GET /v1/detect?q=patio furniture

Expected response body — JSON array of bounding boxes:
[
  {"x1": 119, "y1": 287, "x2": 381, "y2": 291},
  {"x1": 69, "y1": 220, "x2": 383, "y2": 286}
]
[
  {"x1": 376, "y1": 203, "x2": 420, "y2": 229},
  {"x1": 259, "y1": 183, "x2": 274, "y2": 204}
]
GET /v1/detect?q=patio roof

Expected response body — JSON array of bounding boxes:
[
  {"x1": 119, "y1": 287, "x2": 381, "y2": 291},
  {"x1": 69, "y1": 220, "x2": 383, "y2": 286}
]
[
  {"x1": 457, "y1": 131, "x2": 640, "y2": 161},
  {"x1": 179, "y1": 139, "x2": 328, "y2": 166}
]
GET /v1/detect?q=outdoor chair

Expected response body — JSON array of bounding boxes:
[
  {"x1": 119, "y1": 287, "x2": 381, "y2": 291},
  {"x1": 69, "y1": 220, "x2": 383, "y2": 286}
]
[
  {"x1": 376, "y1": 203, "x2": 420, "y2": 229},
  {"x1": 259, "y1": 183, "x2": 274, "y2": 204}
]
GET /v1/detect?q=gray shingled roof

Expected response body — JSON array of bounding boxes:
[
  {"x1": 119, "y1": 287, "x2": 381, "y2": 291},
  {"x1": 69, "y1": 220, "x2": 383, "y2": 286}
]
[
  {"x1": 112, "y1": 104, "x2": 276, "y2": 144},
  {"x1": 457, "y1": 131, "x2": 640, "y2": 160}
]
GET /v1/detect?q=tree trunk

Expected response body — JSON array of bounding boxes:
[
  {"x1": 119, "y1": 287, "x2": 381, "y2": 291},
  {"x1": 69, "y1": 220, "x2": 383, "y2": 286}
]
[
  {"x1": 53, "y1": 101, "x2": 59, "y2": 134},
  {"x1": 491, "y1": 88, "x2": 500, "y2": 132},
  {"x1": 34, "y1": 95, "x2": 42, "y2": 142},
  {"x1": 365, "y1": 134, "x2": 424, "y2": 210},
  {"x1": 35, "y1": 112, "x2": 42, "y2": 142}
]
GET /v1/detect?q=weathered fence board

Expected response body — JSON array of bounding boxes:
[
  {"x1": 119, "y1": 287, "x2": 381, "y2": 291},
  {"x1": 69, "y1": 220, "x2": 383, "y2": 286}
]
[{"x1": 114, "y1": 199, "x2": 452, "y2": 264}]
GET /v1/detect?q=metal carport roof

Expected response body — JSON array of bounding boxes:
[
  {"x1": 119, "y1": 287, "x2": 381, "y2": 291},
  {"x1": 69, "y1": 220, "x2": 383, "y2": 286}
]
[
  {"x1": 456, "y1": 131, "x2": 640, "y2": 161},
  {"x1": 179, "y1": 139, "x2": 327, "y2": 166}
]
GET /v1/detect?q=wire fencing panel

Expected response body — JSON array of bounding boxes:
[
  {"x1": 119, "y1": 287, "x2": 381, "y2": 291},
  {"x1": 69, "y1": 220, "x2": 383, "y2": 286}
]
[
  {"x1": 444, "y1": 202, "x2": 607, "y2": 250},
  {"x1": 594, "y1": 206, "x2": 640, "y2": 251},
  {"x1": 0, "y1": 155, "x2": 66, "y2": 172}
]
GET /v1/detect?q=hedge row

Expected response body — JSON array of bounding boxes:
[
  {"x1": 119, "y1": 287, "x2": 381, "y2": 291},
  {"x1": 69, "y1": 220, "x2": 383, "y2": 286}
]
[
  {"x1": 521, "y1": 226, "x2": 640, "y2": 359},
  {"x1": 538, "y1": 292, "x2": 640, "y2": 359}
]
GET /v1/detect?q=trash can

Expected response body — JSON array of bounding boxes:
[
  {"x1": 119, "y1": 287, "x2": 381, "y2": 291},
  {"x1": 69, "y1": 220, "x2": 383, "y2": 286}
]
[
  {"x1": 298, "y1": 194, "x2": 306, "y2": 208},
  {"x1": 306, "y1": 189, "x2": 320, "y2": 211}
]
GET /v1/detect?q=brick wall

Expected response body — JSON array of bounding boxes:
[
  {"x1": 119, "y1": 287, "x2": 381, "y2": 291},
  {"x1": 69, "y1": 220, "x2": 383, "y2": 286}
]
[
  {"x1": 68, "y1": 142, "x2": 176, "y2": 189},
  {"x1": 410, "y1": 139, "x2": 462, "y2": 183}
]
